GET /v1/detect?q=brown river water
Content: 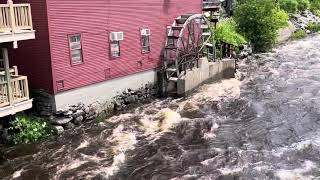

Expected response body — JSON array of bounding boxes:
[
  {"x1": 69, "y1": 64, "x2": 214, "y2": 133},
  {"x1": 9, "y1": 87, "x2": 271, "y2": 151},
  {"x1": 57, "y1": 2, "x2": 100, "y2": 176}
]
[{"x1": 1, "y1": 35, "x2": 320, "y2": 180}]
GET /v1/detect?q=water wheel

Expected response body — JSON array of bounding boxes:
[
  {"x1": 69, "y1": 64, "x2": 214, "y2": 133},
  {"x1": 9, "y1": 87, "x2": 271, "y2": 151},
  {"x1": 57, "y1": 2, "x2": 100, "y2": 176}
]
[{"x1": 162, "y1": 13, "x2": 212, "y2": 94}]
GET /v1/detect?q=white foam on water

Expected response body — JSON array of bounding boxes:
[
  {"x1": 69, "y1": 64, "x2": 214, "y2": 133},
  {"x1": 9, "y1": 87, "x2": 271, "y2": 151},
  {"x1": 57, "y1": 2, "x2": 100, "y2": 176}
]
[
  {"x1": 218, "y1": 167, "x2": 244, "y2": 175},
  {"x1": 204, "y1": 123, "x2": 219, "y2": 139},
  {"x1": 275, "y1": 161, "x2": 317, "y2": 180},
  {"x1": 191, "y1": 79, "x2": 241, "y2": 101},
  {"x1": 12, "y1": 169, "x2": 24, "y2": 179},
  {"x1": 55, "y1": 159, "x2": 88, "y2": 179},
  {"x1": 75, "y1": 140, "x2": 89, "y2": 150},
  {"x1": 91, "y1": 124, "x2": 137, "y2": 178}
]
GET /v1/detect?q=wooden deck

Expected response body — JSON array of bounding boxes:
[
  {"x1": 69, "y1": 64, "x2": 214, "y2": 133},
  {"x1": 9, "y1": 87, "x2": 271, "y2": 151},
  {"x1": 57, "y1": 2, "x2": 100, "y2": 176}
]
[
  {"x1": 0, "y1": 0, "x2": 35, "y2": 46},
  {"x1": 0, "y1": 48, "x2": 32, "y2": 117}
]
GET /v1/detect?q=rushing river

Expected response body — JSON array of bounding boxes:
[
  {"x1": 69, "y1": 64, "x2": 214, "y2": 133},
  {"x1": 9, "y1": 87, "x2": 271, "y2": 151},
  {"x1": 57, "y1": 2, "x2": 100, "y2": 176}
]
[{"x1": 2, "y1": 35, "x2": 320, "y2": 180}]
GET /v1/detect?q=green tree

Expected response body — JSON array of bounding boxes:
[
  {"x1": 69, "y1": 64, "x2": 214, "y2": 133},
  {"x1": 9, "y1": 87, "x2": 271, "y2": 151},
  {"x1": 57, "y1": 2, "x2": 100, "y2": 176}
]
[
  {"x1": 234, "y1": 0, "x2": 288, "y2": 52},
  {"x1": 279, "y1": 0, "x2": 298, "y2": 13},
  {"x1": 214, "y1": 18, "x2": 246, "y2": 46},
  {"x1": 296, "y1": 0, "x2": 310, "y2": 11}
]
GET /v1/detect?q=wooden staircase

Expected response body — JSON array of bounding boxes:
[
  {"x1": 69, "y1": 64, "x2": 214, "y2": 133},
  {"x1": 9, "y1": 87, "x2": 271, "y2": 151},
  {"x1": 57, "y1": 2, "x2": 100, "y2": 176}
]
[{"x1": 202, "y1": 0, "x2": 222, "y2": 61}]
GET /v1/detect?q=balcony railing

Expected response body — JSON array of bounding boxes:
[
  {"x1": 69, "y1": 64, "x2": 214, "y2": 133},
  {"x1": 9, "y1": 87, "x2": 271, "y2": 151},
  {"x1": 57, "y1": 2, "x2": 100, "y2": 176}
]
[
  {"x1": 0, "y1": 48, "x2": 32, "y2": 117},
  {"x1": 0, "y1": 74, "x2": 29, "y2": 107},
  {"x1": 0, "y1": 0, "x2": 34, "y2": 46},
  {"x1": 0, "y1": 0, "x2": 33, "y2": 33}
]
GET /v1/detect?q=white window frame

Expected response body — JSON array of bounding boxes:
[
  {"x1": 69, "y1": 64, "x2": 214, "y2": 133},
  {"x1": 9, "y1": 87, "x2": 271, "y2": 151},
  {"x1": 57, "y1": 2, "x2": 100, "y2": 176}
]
[
  {"x1": 110, "y1": 40, "x2": 120, "y2": 58},
  {"x1": 110, "y1": 32, "x2": 124, "y2": 58},
  {"x1": 140, "y1": 28, "x2": 150, "y2": 53},
  {"x1": 68, "y1": 34, "x2": 83, "y2": 65}
]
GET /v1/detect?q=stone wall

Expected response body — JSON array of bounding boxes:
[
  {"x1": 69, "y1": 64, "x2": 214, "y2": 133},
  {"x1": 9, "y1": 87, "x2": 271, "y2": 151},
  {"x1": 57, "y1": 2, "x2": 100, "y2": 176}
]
[
  {"x1": 49, "y1": 83, "x2": 158, "y2": 134},
  {"x1": 31, "y1": 89, "x2": 56, "y2": 116}
]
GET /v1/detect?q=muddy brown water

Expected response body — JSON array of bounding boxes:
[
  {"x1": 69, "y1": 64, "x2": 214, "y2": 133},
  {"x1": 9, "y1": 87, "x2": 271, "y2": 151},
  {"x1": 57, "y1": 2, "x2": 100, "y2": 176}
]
[{"x1": 2, "y1": 35, "x2": 320, "y2": 180}]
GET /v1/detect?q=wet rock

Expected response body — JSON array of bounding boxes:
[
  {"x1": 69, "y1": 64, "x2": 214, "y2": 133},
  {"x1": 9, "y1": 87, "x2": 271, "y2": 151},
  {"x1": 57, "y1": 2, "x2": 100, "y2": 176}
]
[
  {"x1": 63, "y1": 122, "x2": 75, "y2": 130},
  {"x1": 1, "y1": 128, "x2": 12, "y2": 143},
  {"x1": 50, "y1": 117, "x2": 73, "y2": 125},
  {"x1": 84, "y1": 107, "x2": 90, "y2": 114},
  {"x1": 180, "y1": 102, "x2": 205, "y2": 119},
  {"x1": 126, "y1": 95, "x2": 137, "y2": 104},
  {"x1": 290, "y1": 10, "x2": 320, "y2": 32},
  {"x1": 72, "y1": 110, "x2": 84, "y2": 118},
  {"x1": 53, "y1": 126, "x2": 64, "y2": 134},
  {"x1": 63, "y1": 111, "x2": 73, "y2": 117},
  {"x1": 73, "y1": 116, "x2": 84, "y2": 125}
]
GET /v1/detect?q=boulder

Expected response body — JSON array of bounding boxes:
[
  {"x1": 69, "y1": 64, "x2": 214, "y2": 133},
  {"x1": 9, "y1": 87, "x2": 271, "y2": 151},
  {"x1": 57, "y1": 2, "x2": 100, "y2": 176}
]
[
  {"x1": 53, "y1": 126, "x2": 64, "y2": 134},
  {"x1": 63, "y1": 111, "x2": 73, "y2": 117},
  {"x1": 179, "y1": 102, "x2": 205, "y2": 119},
  {"x1": 50, "y1": 117, "x2": 73, "y2": 125},
  {"x1": 73, "y1": 116, "x2": 84, "y2": 125},
  {"x1": 277, "y1": 21, "x2": 296, "y2": 43},
  {"x1": 64, "y1": 122, "x2": 75, "y2": 130},
  {"x1": 84, "y1": 107, "x2": 90, "y2": 114},
  {"x1": 72, "y1": 110, "x2": 84, "y2": 118}
]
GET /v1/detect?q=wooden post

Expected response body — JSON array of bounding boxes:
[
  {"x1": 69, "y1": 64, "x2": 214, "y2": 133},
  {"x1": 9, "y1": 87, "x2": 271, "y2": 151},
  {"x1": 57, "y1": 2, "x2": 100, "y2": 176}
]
[
  {"x1": 7, "y1": 0, "x2": 15, "y2": 33},
  {"x1": 27, "y1": 4, "x2": 33, "y2": 30},
  {"x1": 13, "y1": 65, "x2": 18, "y2": 75},
  {"x1": 2, "y1": 48, "x2": 13, "y2": 105}
]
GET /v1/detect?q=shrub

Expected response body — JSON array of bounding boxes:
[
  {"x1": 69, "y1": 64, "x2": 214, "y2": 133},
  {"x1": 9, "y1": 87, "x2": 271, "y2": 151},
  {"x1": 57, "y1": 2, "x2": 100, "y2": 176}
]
[
  {"x1": 306, "y1": 22, "x2": 320, "y2": 32},
  {"x1": 234, "y1": 0, "x2": 289, "y2": 52},
  {"x1": 280, "y1": 0, "x2": 298, "y2": 13},
  {"x1": 9, "y1": 114, "x2": 55, "y2": 144},
  {"x1": 214, "y1": 18, "x2": 246, "y2": 46},
  {"x1": 296, "y1": 0, "x2": 310, "y2": 11},
  {"x1": 310, "y1": 0, "x2": 320, "y2": 14},
  {"x1": 272, "y1": 9, "x2": 289, "y2": 28},
  {"x1": 291, "y1": 29, "x2": 306, "y2": 39},
  {"x1": 313, "y1": 9, "x2": 320, "y2": 17}
]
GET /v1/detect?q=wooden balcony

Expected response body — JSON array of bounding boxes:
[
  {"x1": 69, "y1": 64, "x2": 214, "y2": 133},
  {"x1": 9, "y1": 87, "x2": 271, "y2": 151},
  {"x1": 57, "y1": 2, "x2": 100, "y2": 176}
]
[
  {"x1": 0, "y1": 48, "x2": 32, "y2": 117},
  {"x1": 0, "y1": 0, "x2": 35, "y2": 46}
]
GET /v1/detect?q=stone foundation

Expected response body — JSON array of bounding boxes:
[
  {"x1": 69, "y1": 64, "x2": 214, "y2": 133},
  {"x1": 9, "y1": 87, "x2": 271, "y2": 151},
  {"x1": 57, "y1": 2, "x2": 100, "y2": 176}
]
[{"x1": 31, "y1": 89, "x2": 55, "y2": 116}]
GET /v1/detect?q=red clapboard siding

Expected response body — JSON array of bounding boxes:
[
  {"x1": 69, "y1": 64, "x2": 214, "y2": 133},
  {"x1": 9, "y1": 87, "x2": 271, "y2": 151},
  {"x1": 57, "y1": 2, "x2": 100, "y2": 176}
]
[
  {"x1": 0, "y1": 0, "x2": 54, "y2": 93},
  {"x1": 47, "y1": 0, "x2": 202, "y2": 93}
]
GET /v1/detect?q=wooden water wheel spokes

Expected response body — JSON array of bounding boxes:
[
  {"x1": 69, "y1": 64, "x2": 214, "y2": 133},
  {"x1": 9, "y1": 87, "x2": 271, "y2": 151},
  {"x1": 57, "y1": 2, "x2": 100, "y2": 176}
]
[{"x1": 164, "y1": 13, "x2": 211, "y2": 83}]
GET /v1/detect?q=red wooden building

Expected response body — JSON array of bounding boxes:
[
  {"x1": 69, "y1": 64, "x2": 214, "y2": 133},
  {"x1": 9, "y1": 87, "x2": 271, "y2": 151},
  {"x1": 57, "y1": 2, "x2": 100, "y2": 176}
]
[{"x1": 2, "y1": 0, "x2": 203, "y2": 112}]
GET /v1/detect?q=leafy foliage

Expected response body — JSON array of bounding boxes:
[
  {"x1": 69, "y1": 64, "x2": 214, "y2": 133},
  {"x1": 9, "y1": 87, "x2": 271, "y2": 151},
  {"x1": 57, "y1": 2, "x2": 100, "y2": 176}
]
[
  {"x1": 280, "y1": 0, "x2": 298, "y2": 13},
  {"x1": 306, "y1": 22, "x2": 320, "y2": 32},
  {"x1": 214, "y1": 18, "x2": 246, "y2": 46},
  {"x1": 291, "y1": 29, "x2": 306, "y2": 39},
  {"x1": 234, "y1": 0, "x2": 289, "y2": 52},
  {"x1": 310, "y1": 0, "x2": 320, "y2": 14},
  {"x1": 9, "y1": 114, "x2": 55, "y2": 144},
  {"x1": 272, "y1": 9, "x2": 290, "y2": 28},
  {"x1": 296, "y1": 0, "x2": 310, "y2": 11}
]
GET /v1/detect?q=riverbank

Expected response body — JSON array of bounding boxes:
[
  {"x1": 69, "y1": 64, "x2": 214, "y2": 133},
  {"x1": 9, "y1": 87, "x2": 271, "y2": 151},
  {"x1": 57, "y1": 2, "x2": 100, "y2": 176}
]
[{"x1": 1, "y1": 34, "x2": 320, "y2": 179}]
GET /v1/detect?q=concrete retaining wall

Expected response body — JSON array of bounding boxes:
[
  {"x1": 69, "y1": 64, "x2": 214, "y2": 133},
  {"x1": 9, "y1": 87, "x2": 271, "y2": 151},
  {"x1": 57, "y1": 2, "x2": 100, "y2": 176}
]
[
  {"x1": 177, "y1": 58, "x2": 235, "y2": 96},
  {"x1": 54, "y1": 69, "x2": 157, "y2": 111}
]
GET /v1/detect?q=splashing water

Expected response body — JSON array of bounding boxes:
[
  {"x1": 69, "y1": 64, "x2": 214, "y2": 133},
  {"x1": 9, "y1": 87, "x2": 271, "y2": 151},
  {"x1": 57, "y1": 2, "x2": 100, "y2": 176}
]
[{"x1": 1, "y1": 35, "x2": 320, "y2": 179}]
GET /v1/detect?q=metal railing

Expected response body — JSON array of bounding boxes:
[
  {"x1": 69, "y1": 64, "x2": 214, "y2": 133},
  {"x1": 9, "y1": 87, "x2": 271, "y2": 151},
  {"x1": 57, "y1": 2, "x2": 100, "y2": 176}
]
[{"x1": 0, "y1": 0, "x2": 33, "y2": 33}]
